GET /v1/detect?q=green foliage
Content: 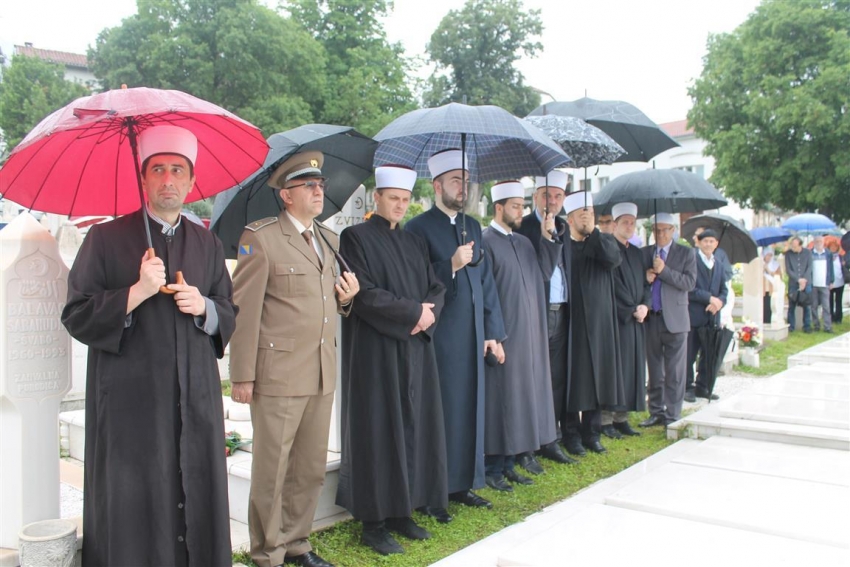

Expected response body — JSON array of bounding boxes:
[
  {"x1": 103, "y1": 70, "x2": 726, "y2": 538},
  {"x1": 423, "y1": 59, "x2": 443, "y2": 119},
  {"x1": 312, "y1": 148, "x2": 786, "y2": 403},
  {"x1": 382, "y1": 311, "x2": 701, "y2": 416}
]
[
  {"x1": 401, "y1": 201, "x2": 423, "y2": 225},
  {"x1": 423, "y1": 0, "x2": 543, "y2": 116},
  {"x1": 688, "y1": 0, "x2": 850, "y2": 222},
  {"x1": 287, "y1": 0, "x2": 417, "y2": 136},
  {"x1": 0, "y1": 55, "x2": 90, "y2": 154},
  {"x1": 88, "y1": 0, "x2": 326, "y2": 135},
  {"x1": 183, "y1": 198, "x2": 213, "y2": 218}
]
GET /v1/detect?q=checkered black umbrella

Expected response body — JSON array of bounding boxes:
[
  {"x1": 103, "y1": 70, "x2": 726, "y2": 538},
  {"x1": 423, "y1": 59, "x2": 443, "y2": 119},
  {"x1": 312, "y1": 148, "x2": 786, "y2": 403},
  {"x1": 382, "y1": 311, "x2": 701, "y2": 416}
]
[
  {"x1": 374, "y1": 103, "x2": 571, "y2": 182},
  {"x1": 524, "y1": 115, "x2": 625, "y2": 168}
]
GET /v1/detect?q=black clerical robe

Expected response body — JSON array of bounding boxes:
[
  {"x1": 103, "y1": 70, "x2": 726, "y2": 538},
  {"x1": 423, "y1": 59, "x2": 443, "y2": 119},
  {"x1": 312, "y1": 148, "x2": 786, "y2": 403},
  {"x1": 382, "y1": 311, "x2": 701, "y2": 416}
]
[
  {"x1": 405, "y1": 207, "x2": 506, "y2": 493},
  {"x1": 613, "y1": 240, "x2": 650, "y2": 412},
  {"x1": 482, "y1": 227, "x2": 558, "y2": 455},
  {"x1": 61, "y1": 209, "x2": 236, "y2": 567},
  {"x1": 567, "y1": 228, "x2": 625, "y2": 412},
  {"x1": 336, "y1": 215, "x2": 448, "y2": 521}
]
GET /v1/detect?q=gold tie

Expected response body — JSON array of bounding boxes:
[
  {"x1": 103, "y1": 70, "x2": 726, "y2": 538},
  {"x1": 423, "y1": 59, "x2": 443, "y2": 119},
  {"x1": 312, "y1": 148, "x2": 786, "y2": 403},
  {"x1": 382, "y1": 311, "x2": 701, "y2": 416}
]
[{"x1": 302, "y1": 229, "x2": 322, "y2": 267}]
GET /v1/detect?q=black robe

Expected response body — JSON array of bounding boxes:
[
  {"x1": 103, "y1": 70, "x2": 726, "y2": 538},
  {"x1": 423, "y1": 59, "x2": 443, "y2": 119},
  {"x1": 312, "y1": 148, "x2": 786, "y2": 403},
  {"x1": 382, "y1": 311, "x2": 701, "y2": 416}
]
[
  {"x1": 613, "y1": 240, "x2": 650, "y2": 412},
  {"x1": 567, "y1": 228, "x2": 625, "y2": 412},
  {"x1": 61, "y1": 210, "x2": 236, "y2": 567},
  {"x1": 482, "y1": 227, "x2": 557, "y2": 455},
  {"x1": 336, "y1": 215, "x2": 448, "y2": 522},
  {"x1": 405, "y1": 207, "x2": 506, "y2": 493}
]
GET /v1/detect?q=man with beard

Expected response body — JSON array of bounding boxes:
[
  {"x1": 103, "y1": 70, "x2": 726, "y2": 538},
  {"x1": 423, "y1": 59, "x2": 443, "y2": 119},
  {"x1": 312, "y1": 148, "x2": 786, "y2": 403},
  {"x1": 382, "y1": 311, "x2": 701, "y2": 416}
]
[
  {"x1": 562, "y1": 191, "x2": 623, "y2": 455},
  {"x1": 405, "y1": 149, "x2": 506, "y2": 521},
  {"x1": 336, "y1": 166, "x2": 448, "y2": 555},
  {"x1": 640, "y1": 213, "x2": 697, "y2": 428},
  {"x1": 601, "y1": 203, "x2": 648, "y2": 439},
  {"x1": 515, "y1": 172, "x2": 577, "y2": 468},
  {"x1": 481, "y1": 181, "x2": 559, "y2": 490}
]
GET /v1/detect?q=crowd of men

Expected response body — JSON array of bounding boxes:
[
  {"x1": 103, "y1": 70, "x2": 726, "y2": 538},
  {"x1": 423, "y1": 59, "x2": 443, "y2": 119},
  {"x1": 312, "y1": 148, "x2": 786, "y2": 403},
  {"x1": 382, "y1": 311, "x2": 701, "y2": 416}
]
[{"x1": 63, "y1": 125, "x2": 747, "y2": 567}]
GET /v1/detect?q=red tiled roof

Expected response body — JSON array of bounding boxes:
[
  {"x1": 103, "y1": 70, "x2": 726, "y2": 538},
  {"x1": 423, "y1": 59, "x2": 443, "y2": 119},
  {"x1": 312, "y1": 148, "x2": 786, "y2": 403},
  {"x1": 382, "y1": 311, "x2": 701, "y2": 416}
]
[
  {"x1": 659, "y1": 119, "x2": 694, "y2": 138},
  {"x1": 14, "y1": 45, "x2": 89, "y2": 69}
]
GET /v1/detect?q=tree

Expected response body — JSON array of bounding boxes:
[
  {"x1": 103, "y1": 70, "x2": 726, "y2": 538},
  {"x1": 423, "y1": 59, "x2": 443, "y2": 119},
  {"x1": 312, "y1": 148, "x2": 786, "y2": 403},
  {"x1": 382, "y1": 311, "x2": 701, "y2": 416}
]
[
  {"x1": 0, "y1": 55, "x2": 90, "y2": 155},
  {"x1": 287, "y1": 0, "x2": 417, "y2": 136},
  {"x1": 423, "y1": 0, "x2": 543, "y2": 117},
  {"x1": 88, "y1": 0, "x2": 326, "y2": 135},
  {"x1": 688, "y1": 0, "x2": 850, "y2": 222}
]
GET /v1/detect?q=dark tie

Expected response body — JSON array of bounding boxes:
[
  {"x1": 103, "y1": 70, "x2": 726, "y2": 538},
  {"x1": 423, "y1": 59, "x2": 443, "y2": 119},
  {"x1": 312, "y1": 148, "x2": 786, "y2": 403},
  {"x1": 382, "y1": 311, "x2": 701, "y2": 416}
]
[
  {"x1": 302, "y1": 229, "x2": 322, "y2": 267},
  {"x1": 651, "y1": 247, "x2": 667, "y2": 311}
]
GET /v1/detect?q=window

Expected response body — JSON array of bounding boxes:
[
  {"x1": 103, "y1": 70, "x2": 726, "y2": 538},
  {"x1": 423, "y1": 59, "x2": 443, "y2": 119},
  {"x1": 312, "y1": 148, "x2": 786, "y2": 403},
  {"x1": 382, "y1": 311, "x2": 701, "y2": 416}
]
[
  {"x1": 675, "y1": 165, "x2": 705, "y2": 178},
  {"x1": 598, "y1": 176, "x2": 609, "y2": 190}
]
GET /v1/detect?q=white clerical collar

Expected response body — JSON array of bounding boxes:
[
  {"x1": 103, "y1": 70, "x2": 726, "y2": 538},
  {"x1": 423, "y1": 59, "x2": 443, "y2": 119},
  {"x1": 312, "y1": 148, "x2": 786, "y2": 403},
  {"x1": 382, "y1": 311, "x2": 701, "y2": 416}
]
[
  {"x1": 146, "y1": 205, "x2": 182, "y2": 236},
  {"x1": 286, "y1": 210, "x2": 313, "y2": 234},
  {"x1": 489, "y1": 219, "x2": 511, "y2": 236},
  {"x1": 698, "y1": 249, "x2": 715, "y2": 268}
]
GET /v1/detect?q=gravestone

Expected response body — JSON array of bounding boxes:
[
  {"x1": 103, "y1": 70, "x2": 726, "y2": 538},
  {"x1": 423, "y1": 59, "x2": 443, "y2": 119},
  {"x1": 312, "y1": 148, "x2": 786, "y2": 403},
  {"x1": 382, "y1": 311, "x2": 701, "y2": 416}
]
[
  {"x1": 0, "y1": 213, "x2": 72, "y2": 549},
  {"x1": 742, "y1": 256, "x2": 764, "y2": 327}
]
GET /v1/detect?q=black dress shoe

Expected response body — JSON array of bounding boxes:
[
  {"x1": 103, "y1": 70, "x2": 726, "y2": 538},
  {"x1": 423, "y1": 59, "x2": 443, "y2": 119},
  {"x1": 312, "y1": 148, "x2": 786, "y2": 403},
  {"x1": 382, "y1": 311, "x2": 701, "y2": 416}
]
[
  {"x1": 695, "y1": 388, "x2": 719, "y2": 400},
  {"x1": 639, "y1": 415, "x2": 665, "y2": 427},
  {"x1": 386, "y1": 517, "x2": 431, "y2": 540},
  {"x1": 361, "y1": 525, "x2": 404, "y2": 555},
  {"x1": 613, "y1": 421, "x2": 641, "y2": 436},
  {"x1": 582, "y1": 438, "x2": 607, "y2": 454},
  {"x1": 485, "y1": 475, "x2": 513, "y2": 492},
  {"x1": 504, "y1": 468, "x2": 534, "y2": 485},
  {"x1": 600, "y1": 424, "x2": 623, "y2": 439},
  {"x1": 684, "y1": 389, "x2": 696, "y2": 403},
  {"x1": 562, "y1": 436, "x2": 587, "y2": 457},
  {"x1": 517, "y1": 452, "x2": 545, "y2": 474},
  {"x1": 283, "y1": 551, "x2": 335, "y2": 567},
  {"x1": 416, "y1": 506, "x2": 452, "y2": 523},
  {"x1": 537, "y1": 441, "x2": 577, "y2": 464},
  {"x1": 450, "y1": 490, "x2": 493, "y2": 508}
]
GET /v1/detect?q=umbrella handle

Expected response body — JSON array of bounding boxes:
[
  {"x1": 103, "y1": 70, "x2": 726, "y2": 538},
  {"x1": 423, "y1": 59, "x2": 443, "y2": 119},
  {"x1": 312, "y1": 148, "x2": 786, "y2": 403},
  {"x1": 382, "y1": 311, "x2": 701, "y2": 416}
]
[{"x1": 147, "y1": 248, "x2": 185, "y2": 294}]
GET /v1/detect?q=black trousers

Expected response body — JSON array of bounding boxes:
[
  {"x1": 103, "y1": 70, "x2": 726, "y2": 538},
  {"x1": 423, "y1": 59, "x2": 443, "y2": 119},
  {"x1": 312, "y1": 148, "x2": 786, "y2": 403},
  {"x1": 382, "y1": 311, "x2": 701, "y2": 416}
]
[
  {"x1": 546, "y1": 304, "x2": 569, "y2": 441},
  {"x1": 563, "y1": 410, "x2": 601, "y2": 442},
  {"x1": 830, "y1": 286, "x2": 844, "y2": 323}
]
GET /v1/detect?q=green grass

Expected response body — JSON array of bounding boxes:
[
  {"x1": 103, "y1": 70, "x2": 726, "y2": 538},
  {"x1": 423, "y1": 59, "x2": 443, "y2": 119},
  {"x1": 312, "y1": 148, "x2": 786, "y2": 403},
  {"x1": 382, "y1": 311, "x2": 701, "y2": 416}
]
[
  {"x1": 232, "y1": 420, "x2": 672, "y2": 566},
  {"x1": 736, "y1": 318, "x2": 849, "y2": 376}
]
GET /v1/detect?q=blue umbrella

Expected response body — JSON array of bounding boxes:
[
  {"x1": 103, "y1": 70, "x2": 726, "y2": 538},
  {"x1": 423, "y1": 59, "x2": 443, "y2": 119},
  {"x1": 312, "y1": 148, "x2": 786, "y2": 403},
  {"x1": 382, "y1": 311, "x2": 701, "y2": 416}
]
[
  {"x1": 750, "y1": 226, "x2": 792, "y2": 246},
  {"x1": 781, "y1": 213, "x2": 837, "y2": 233}
]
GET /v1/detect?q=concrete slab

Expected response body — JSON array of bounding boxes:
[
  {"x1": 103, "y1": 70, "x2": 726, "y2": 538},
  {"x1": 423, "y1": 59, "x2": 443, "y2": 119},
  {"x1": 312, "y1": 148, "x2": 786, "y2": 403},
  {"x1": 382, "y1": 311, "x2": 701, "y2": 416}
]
[
  {"x1": 604, "y1": 462, "x2": 849, "y2": 548},
  {"x1": 718, "y1": 392, "x2": 849, "y2": 429},
  {"x1": 750, "y1": 377, "x2": 849, "y2": 400}
]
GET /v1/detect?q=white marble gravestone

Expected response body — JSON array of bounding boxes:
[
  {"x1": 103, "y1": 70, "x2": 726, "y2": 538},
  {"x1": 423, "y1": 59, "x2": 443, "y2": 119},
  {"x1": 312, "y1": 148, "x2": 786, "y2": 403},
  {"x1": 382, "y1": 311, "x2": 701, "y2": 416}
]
[
  {"x1": 742, "y1": 256, "x2": 764, "y2": 327},
  {"x1": 0, "y1": 213, "x2": 72, "y2": 549}
]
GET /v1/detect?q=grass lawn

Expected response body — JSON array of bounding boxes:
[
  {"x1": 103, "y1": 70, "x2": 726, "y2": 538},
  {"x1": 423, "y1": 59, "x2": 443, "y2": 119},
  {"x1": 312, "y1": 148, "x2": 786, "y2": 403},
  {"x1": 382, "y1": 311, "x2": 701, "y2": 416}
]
[{"x1": 229, "y1": 320, "x2": 847, "y2": 566}]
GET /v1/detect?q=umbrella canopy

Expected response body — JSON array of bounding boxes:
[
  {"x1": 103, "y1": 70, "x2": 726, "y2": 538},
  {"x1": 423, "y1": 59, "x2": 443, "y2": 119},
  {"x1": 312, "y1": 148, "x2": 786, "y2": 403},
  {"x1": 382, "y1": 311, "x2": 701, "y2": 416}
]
[
  {"x1": 682, "y1": 213, "x2": 758, "y2": 264},
  {"x1": 373, "y1": 102, "x2": 571, "y2": 182},
  {"x1": 593, "y1": 169, "x2": 728, "y2": 216},
  {"x1": 842, "y1": 231, "x2": 850, "y2": 253},
  {"x1": 750, "y1": 226, "x2": 793, "y2": 247},
  {"x1": 781, "y1": 213, "x2": 837, "y2": 234},
  {"x1": 523, "y1": 115, "x2": 625, "y2": 168},
  {"x1": 697, "y1": 325, "x2": 736, "y2": 400},
  {"x1": 210, "y1": 124, "x2": 377, "y2": 259},
  {"x1": 0, "y1": 87, "x2": 268, "y2": 217},
  {"x1": 526, "y1": 97, "x2": 679, "y2": 162}
]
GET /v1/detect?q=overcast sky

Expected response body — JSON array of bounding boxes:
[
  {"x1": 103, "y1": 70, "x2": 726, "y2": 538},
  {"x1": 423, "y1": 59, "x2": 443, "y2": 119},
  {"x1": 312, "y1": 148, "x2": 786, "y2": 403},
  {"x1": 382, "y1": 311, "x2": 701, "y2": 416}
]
[{"x1": 1, "y1": 0, "x2": 762, "y2": 124}]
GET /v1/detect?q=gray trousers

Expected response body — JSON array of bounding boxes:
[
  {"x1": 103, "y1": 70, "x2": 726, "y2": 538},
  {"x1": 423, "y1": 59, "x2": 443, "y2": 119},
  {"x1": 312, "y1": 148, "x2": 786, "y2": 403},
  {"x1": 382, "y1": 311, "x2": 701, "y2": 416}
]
[
  {"x1": 811, "y1": 286, "x2": 833, "y2": 331},
  {"x1": 645, "y1": 313, "x2": 688, "y2": 423},
  {"x1": 600, "y1": 410, "x2": 629, "y2": 425}
]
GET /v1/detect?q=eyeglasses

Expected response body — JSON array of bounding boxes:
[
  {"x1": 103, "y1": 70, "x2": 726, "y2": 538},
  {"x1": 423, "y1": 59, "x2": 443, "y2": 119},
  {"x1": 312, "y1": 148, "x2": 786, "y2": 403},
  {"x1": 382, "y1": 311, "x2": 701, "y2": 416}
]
[
  {"x1": 655, "y1": 226, "x2": 676, "y2": 233},
  {"x1": 285, "y1": 180, "x2": 326, "y2": 191}
]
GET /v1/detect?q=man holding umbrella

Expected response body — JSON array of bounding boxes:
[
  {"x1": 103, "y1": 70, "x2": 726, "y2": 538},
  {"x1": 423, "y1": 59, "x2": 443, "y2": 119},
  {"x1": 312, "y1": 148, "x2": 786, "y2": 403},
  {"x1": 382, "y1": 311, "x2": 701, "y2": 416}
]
[
  {"x1": 406, "y1": 149, "x2": 507, "y2": 517},
  {"x1": 62, "y1": 125, "x2": 238, "y2": 566},
  {"x1": 229, "y1": 151, "x2": 359, "y2": 567}
]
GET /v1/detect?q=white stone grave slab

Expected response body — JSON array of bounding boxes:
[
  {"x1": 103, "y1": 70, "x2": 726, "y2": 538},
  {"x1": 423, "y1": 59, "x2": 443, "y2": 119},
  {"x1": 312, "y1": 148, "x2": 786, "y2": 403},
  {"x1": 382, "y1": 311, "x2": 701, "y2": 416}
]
[
  {"x1": 672, "y1": 436, "x2": 850, "y2": 486},
  {"x1": 718, "y1": 391, "x2": 850, "y2": 429},
  {"x1": 604, "y1": 462, "x2": 849, "y2": 548},
  {"x1": 497, "y1": 504, "x2": 849, "y2": 567},
  {"x1": 751, "y1": 377, "x2": 849, "y2": 401},
  {"x1": 0, "y1": 213, "x2": 72, "y2": 548}
]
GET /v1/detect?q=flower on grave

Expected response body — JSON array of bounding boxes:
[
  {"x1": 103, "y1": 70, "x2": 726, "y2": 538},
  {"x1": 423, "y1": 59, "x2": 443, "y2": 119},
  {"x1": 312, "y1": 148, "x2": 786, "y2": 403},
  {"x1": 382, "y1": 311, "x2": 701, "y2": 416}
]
[
  {"x1": 225, "y1": 430, "x2": 251, "y2": 457},
  {"x1": 736, "y1": 320, "x2": 761, "y2": 348}
]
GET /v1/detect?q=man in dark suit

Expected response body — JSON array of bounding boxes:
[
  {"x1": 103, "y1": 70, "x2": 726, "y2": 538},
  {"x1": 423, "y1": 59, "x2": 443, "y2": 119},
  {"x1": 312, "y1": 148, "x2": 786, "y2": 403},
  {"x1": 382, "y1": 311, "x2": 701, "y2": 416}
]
[
  {"x1": 640, "y1": 213, "x2": 697, "y2": 427},
  {"x1": 515, "y1": 172, "x2": 578, "y2": 467},
  {"x1": 684, "y1": 229, "x2": 728, "y2": 403},
  {"x1": 229, "y1": 151, "x2": 359, "y2": 567}
]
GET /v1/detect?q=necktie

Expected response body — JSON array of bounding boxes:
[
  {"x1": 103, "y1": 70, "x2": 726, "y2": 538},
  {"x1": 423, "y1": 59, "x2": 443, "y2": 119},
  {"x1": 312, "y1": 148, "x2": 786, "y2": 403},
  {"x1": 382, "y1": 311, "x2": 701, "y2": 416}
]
[
  {"x1": 651, "y1": 247, "x2": 667, "y2": 311},
  {"x1": 302, "y1": 229, "x2": 322, "y2": 267}
]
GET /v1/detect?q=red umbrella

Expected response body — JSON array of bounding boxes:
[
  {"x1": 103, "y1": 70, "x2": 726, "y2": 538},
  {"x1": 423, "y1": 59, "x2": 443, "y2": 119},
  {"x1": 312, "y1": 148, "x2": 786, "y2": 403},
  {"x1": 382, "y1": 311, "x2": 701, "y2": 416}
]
[{"x1": 0, "y1": 86, "x2": 268, "y2": 291}]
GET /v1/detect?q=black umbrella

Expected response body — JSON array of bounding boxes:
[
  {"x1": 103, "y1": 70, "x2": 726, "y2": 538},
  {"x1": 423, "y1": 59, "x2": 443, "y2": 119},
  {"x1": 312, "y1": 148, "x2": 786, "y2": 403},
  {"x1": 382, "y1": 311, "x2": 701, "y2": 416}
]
[
  {"x1": 527, "y1": 97, "x2": 679, "y2": 162},
  {"x1": 697, "y1": 323, "x2": 736, "y2": 402},
  {"x1": 593, "y1": 169, "x2": 728, "y2": 217},
  {"x1": 210, "y1": 124, "x2": 377, "y2": 259},
  {"x1": 842, "y1": 231, "x2": 850, "y2": 253},
  {"x1": 682, "y1": 213, "x2": 759, "y2": 264}
]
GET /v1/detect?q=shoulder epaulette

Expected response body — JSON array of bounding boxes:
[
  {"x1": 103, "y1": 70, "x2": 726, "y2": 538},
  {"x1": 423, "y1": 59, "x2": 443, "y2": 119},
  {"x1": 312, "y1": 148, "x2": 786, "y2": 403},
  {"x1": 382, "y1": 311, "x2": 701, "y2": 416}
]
[{"x1": 245, "y1": 217, "x2": 279, "y2": 232}]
